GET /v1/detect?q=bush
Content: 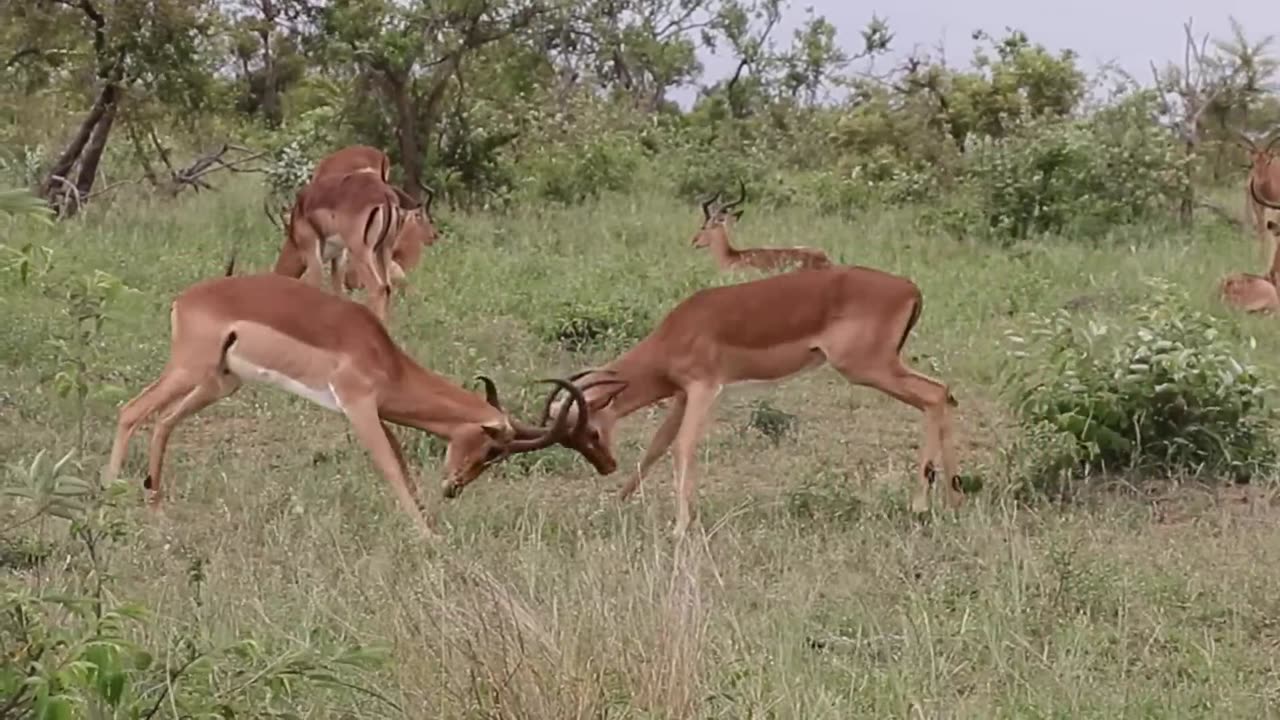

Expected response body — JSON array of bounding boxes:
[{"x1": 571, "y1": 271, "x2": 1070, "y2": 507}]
[
  {"x1": 1002, "y1": 280, "x2": 1278, "y2": 490},
  {"x1": 946, "y1": 95, "x2": 1184, "y2": 241},
  {"x1": 537, "y1": 298, "x2": 653, "y2": 353},
  {"x1": 522, "y1": 132, "x2": 644, "y2": 205}
]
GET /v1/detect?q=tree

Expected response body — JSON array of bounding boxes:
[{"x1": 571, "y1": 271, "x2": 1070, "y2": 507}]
[
  {"x1": 7, "y1": 0, "x2": 217, "y2": 216},
  {"x1": 314, "y1": 0, "x2": 548, "y2": 199}
]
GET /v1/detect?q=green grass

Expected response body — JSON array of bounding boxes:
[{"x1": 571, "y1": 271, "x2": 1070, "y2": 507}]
[{"x1": 5, "y1": 182, "x2": 1280, "y2": 717}]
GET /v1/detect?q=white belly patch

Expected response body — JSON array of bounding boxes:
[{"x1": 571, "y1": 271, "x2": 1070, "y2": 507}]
[{"x1": 225, "y1": 351, "x2": 342, "y2": 412}]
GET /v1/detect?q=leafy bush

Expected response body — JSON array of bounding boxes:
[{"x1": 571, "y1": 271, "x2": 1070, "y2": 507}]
[
  {"x1": 946, "y1": 96, "x2": 1184, "y2": 241},
  {"x1": 525, "y1": 133, "x2": 643, "y2": 204},
  {"x1": 1002, "y1": 280, "x2": 1277, "y2": 491},
  {"x1": 538, "y1": 298, "x2": 653, "y2": 353}
]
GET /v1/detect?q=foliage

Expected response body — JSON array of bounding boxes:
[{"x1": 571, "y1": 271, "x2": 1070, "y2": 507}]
[
  {"x1": 1003, "y1": 280, "x2": 1278, "y2": 490},
  {"x1": 1, "y1": 451, "x2": 396, "y2": 719},
  {"x1": 0, "y1": 188, "x2": 53, "y2": 224},
  {"x1": 538, "y1": 297, "x2": 654, "y2": 353},
  {"x1": 936, "y1": 95, "x2": 1186, "y2": 241}
]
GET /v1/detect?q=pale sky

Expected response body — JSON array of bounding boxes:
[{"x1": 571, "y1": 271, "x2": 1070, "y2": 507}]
[{"x1": 675, "y1": 0, "x2": 1277, "y2": 105}]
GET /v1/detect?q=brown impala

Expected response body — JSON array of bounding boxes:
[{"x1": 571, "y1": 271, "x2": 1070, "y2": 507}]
[
  {"x1": 102, "y1": 271, "x2": 600, "y2": 537},
  {"x1": 1220, "y1": 219, "x2": 1280, "y2": 314},
  {"x1": 692, "y1": 182, "x2": 832, "y2": 272},
  {"x1": 311, "y1": 145, "x2": 440, "y2": 296},
  {"x1": 1239, "y1": 129, "x2": 1280, "y2": 259},
  {"x1": 535, "y1": 265, "x2": 963, "y2": 536}
]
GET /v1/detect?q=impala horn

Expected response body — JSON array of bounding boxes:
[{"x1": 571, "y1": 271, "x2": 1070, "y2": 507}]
[
  {"x1": 476, "y1": 375, "x2": 503, "y2": 411},
  {"x1": 721, "y1": 179, "x2": 747, "y2": 213},
  {"x1": 700, "y1": 191, "x2": 722, "y2": 220},
  {"x1": 538, "y1": 372, "x2": 626, "y2": 427},
  {"x1": 505, "y1": 379, "x2": 591, "y2": 452}
]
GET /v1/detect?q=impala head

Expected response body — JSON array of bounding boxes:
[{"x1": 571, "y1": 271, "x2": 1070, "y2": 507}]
[
  {"x1": 397, "y1": 184, "x2": 440, "y2": 246},
  {"x1": 537, "y1": 369, "x2": 630, "y2": 475},
  {"x1": 440, "y1": 376, "x2": 591, "y2": 498},
  {"x1": 1237, "y1": 130, "x2": 1280, "y2": 174},
  {"x1": 691, "y1": 180, "x2": 747, "y2": 248}
]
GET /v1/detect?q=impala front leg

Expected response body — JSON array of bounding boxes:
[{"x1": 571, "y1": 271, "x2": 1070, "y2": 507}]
[{"x1": 340, "y1": 393, "x2": 438, "y2": 538}]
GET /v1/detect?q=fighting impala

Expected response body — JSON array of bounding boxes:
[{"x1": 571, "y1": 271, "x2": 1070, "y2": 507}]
[
  {"x1": 692, "y1": 182, "x2": 832, "y2": 272},
  {"x1": 1240, "y1": 129, "x2": 1280, "y2": 258},
  {"x1": 534, "y1": 265, "x2": 963, "y2": 536},
  {"x1": 1220, "y1": 219, "x2": 1280, "y2": 314},
  {"x1": 102, "y1": 272, "x2": 597, "y2": 537}
]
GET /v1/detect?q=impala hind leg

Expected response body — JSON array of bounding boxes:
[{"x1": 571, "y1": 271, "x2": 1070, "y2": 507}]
[
  {"x1": 145, "y1": 371, "x2": 242, "y2": 508},
  {"x1": 618, "y1": 394, "x2": 686, "y2": 500},
  {"x1": 831, "y1": 357, "x2": 962, "y2": 514},
  {"x1": 352, "y1": 251, "x2": 392, "y2": 323},
  {"x1": 670, "y1": 385, "x2": 719, "y2": 537},
  {"x1": 104, "y1": 369, "x2": 197, "y2": 486}
]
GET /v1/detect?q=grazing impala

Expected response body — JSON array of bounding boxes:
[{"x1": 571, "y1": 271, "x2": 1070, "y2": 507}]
[
  {"x1": 535, "y1": 265, "x2": 963, "y2": 536},
  {"x1": 102, "y1": 272, "x2": 595, "y2": 537},
  {"x1": 272, "y1": 171, "x2": 406, "y2": 323},
  {"x1": 693, "y1": 182, "x2": 832, "y2": 272},
  {"x1": 303, "y1": 145, "x2": 439, "y2": 294},
  {"x1": 1240, "y1": 130, "x2": 1280, "y2": 258},
  {"x1": 311, "y1": 144, "x2": 392, "y2": 184},
  {"x1": 342, "y1": 194, "x2": 438, "y2": 294},
  {"x1": 1220, "y1": 219, "x2": 1280, "y2": 314}
]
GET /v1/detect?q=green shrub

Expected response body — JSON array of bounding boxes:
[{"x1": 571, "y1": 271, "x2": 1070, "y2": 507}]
[
  {"x1": 523, "y1": 132, "x2": 644, "y2": 205},
  {"x1": 1002, "y1": 280, "x2": 1277, "y2": 489},
  {"x1": 948, "y1": 96, "x2": 1184, "y2": 241},
  {"x1": 537, "y1": 298, "x2": 653, "y2": 353}
]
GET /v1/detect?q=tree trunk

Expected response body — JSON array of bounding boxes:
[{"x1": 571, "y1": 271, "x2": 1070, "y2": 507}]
[
  {"x1": 41, "y1": 82, "x2": 117, "y2": 198},
  {"x1": 74, "y1": 97, "x2": 118, "y2": 200},
  {"x1": 383, "y1": 73, "x2": 424, "y2": 202},
  {"x1": 1180, "y1": 139, "x2": 1195, "y2": 226}
]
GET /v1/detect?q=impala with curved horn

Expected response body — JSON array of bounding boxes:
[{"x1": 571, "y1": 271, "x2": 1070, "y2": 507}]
[
  {"x1": 692, "y1": 180, "x2": 832, "y2": 272},
  {"x1": 535, "y1": 264, "x2": 963, "y2": 536},
  {"x1": 1238, "y1": 129, "x2": 1280, "y2": 259},
  {"x1": 102, "y1": 272, "x2": 593, "y2": 537}
]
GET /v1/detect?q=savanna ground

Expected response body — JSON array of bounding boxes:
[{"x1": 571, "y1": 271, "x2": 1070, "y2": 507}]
[{"x1": 6, "y1": 181, "x2": 1280, "y2": 718}]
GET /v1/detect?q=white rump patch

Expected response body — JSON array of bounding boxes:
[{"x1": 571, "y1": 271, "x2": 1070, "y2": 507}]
[
  {"x1": 320, "y1": 234, "x2": 345, "y2": 262},
  {"x1": 225, "y1": 351, "x2": 341, "y2": 412}
]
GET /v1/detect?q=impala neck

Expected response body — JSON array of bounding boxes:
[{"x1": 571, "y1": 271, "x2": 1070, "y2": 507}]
[
  {"x1": 380, "y1": 357, "x2": 502, "y2": 437},
  {"x1": 706, "y1": 227, "x2": 740, "y2": 269},
  {"x1": 598, "y1": 340, "x2": 678, "y2": 419}
]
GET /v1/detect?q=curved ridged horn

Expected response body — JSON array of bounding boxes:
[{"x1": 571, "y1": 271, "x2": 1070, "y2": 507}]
[
  {"x1": 476, "y1": 375, "x2": 502, "y2": 411},
  {"x1": 505, "y1": 379, "x2": 590, "y2": 453},
  {"x1": 701, "y1": 191, "x2": 722, "y2": 219},
  {"x1": 537, "y1": 370, "x2": 621, "y2": 425},
  {"x1": 722, "y1": 179, "x2": 747, "y2": 212},
  {"x1": 422, "y1": 183, "x2": 436, "y2": 215}
]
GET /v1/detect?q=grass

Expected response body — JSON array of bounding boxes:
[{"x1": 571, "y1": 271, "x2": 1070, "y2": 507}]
[{"x1": 5, "y1": 181, "x2": 1280, "y2": 717}]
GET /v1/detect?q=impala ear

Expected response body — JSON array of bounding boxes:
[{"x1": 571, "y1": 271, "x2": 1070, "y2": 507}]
[
  {"x1": 731, "y1": 209, "x2": 745, "y2": 220},
  {"x1": 480, "y1": 420, "x2": 513, "y2": 442}
]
